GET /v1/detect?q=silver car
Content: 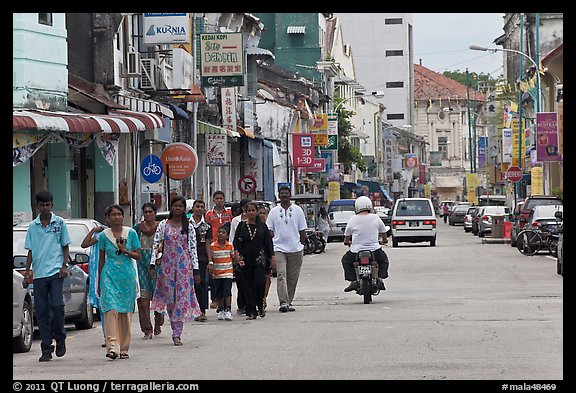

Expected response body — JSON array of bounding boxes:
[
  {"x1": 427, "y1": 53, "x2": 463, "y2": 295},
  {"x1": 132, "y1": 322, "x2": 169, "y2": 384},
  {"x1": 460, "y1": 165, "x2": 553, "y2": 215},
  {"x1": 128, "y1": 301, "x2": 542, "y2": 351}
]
[
  {"x1": 477, "y1": 205, "x2": 512, "y2": 238},
  {"x1": 13, "y1": 224, "x2": 94, "y2": 330},
  {"x1": 13, "y1": 269, "x2": 33, "y2": 352},
  {"x1": 328, "y1": 210, "x2": 355, "y2": 242}
]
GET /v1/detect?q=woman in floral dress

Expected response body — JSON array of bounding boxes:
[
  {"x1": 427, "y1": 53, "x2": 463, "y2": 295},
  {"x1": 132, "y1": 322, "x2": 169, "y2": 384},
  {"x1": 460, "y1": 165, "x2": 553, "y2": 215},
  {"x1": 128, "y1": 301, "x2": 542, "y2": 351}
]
[{"x1": 150, "y1": 196, "x2": 201, "y2": 346}]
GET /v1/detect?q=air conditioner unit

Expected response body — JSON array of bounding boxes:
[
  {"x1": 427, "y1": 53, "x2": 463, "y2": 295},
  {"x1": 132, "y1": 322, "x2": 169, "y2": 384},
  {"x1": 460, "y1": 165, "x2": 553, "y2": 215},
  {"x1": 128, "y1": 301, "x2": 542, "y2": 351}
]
[
  {"x1": 140, "y1": 58, "x2": 157, "y2": 90},
  {"x1": 126, "y1": 51, "x2": 141, "y2": 76}
]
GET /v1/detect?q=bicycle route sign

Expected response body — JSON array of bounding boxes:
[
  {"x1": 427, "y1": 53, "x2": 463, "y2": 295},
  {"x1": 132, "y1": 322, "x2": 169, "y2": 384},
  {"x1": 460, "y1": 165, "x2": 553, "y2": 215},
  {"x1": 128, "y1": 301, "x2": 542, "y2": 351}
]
[{"x1": 141, "y1": 154, "x2": 163, "y2": 183}]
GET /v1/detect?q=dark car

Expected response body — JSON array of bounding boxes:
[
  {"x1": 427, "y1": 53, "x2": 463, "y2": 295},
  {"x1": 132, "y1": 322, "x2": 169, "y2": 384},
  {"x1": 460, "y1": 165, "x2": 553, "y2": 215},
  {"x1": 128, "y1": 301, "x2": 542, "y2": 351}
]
[
  {"x1": 448, "y1": 204, "x2": 471, "y2": 226},
  {"x1": 510, "y1": 195, "x2": 562, "y2": 246}
]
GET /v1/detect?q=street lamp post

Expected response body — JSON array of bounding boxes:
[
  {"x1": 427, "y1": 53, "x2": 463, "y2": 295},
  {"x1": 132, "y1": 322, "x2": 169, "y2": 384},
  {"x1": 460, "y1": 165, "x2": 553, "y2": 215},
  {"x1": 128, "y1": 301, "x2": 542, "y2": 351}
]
[{"x1": 469, "y1": 44, "x2": 541, "y2": 112}]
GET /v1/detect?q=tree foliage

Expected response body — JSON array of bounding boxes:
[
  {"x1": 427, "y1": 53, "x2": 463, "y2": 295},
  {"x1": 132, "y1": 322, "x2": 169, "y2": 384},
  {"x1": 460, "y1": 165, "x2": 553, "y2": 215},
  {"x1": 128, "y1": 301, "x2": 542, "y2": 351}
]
[
  {"x1": 442, "y1": 70, "x2": 497, "y2": 91},
  {"x1": 334, "y1": 97, "x2": 367, "y2": 173}
]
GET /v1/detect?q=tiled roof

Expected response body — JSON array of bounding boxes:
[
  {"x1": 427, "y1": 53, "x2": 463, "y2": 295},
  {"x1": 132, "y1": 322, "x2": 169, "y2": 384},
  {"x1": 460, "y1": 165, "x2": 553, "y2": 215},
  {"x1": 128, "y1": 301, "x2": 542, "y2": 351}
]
[{"x1": 414, "y1": 64, "x2": 485, "y2": 102}]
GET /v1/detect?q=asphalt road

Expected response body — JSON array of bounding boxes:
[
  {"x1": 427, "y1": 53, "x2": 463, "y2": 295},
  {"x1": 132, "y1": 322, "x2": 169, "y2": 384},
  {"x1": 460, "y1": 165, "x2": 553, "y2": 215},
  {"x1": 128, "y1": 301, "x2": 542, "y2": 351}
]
[{"x1": 12, "y1": 221, "x2": 563, "y2": 382}]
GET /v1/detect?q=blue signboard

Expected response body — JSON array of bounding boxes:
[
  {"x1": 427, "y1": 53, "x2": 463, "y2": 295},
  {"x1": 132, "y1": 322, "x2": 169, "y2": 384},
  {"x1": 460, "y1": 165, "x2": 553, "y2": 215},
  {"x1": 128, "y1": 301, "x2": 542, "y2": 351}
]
[{"x1": 141, "y1": 155, "x2": 163, "y2": 183}]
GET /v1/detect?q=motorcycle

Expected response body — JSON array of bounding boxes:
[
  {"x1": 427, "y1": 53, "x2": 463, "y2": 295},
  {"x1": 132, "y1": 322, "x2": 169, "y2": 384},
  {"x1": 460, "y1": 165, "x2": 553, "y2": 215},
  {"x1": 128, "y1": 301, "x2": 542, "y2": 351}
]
[
  {"x1": 304, "y1": 229, "x2": 326, "y2": 255},
  {"x1": 353, "y1": 250, "x2": 381, "y2": 304}
]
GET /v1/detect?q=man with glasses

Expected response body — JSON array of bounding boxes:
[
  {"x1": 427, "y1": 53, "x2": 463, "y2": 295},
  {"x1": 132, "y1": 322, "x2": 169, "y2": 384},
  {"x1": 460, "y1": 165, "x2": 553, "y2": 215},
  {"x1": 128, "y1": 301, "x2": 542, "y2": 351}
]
[{"x1": 23, "y1": 190, "x2": 71, "y2": 362}]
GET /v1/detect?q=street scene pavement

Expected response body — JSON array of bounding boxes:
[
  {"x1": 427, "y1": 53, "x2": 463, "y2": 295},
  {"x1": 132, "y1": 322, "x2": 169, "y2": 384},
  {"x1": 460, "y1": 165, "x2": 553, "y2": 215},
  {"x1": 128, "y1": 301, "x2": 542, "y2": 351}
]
[{"x1": 12, "y1": 223, "x2": 562, "y2": 381}]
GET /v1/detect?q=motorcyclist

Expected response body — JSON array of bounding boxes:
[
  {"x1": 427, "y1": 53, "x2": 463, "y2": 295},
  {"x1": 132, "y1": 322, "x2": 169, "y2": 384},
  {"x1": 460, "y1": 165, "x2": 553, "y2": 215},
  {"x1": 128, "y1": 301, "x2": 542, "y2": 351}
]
[{"x1": 341, "y1": 196, "x2": 390, "y2": 292}]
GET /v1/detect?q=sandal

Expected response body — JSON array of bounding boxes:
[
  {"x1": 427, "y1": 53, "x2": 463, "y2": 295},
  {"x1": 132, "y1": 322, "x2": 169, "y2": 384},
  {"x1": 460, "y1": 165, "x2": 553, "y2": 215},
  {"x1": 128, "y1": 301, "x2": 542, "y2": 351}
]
[
  {"x1": 142, "y1": 333, "x2": 153, "y2": 340},
  {"x1": 259, "y1": 310, "x2": 266, "y2": 318},
  {"x1": 106, "y1": 351, "x2": 118, "y2": 360},
  {"x1": 172, "y1": 337, "x2": 183, "y2": 346},
  {"x1": 246, "y1": 314, "x2": 257, "y2": 320},
  {"x1": 119, "y1": 353, "x2": 129, "y2": 359},
  {"x1": 154, "y1": 326, "x2": 162, "y2": 336}
]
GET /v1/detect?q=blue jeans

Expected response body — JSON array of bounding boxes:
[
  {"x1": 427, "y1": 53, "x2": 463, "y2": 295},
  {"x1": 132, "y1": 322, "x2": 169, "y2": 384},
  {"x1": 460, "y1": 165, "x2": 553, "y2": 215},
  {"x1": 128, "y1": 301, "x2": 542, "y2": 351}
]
[{"x1": 33, "y1": 273, "x2": 66, "y2": 350}]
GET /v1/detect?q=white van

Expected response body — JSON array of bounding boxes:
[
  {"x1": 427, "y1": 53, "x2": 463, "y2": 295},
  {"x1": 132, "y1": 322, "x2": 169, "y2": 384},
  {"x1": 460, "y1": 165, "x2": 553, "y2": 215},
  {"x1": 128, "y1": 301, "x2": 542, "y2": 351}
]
[{"x1": 391, "y1": 197, "x2": 437, "y2": 247}]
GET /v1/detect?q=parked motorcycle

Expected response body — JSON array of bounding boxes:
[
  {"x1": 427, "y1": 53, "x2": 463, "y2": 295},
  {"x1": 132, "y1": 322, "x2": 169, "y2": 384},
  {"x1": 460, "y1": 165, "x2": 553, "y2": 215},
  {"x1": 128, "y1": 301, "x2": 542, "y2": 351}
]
[
  {"x1": 548, "y1": 211, "x2": 563, "y2": 258},
  {"x1": 353, "y1": 250, "x2": 381, "y2": 304},
  {"x1": 304, "y1": 229, "x2": 326, "y2": 255}
]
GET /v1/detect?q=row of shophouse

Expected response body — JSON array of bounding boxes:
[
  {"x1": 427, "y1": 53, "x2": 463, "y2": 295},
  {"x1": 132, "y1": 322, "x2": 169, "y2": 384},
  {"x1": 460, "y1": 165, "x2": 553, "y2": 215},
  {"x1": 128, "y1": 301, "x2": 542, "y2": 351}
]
[{"x1": 12, "y1": 12, "x2": 563, "y2": 226}]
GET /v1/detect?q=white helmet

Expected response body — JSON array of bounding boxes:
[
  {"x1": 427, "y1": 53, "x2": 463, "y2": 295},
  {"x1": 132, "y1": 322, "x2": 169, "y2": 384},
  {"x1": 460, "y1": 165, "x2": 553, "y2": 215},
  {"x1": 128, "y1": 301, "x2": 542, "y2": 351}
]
[{"x1": 355, "y1": 196, "x2": 373, "y2": 213}]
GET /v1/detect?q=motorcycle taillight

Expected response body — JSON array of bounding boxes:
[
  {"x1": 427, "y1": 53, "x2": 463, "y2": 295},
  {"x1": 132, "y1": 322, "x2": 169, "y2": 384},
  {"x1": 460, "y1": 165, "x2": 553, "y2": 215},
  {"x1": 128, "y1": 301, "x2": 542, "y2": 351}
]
[
  {"x1": 359, "y1": 257, "x2": 370, "y2": 265},
  {"x1": 531, "y1": 221, "x2": 541, "y2": 229}
]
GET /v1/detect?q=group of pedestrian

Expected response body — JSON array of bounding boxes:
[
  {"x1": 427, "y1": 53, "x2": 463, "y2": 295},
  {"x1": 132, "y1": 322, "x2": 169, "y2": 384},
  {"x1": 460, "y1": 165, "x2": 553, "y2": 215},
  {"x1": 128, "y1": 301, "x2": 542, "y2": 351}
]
[{"x1": 22, "y1": 186, "x2": 309, "y2": 362}]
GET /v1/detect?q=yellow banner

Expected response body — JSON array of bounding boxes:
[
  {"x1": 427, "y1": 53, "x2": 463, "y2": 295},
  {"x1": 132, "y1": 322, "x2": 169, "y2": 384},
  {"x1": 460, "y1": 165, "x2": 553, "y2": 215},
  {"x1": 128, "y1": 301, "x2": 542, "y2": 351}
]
[
  {"x1": 424, "y1": 183, "x2": 431, "y2": 199},
  {"x1": 466, "y1": 173, "x2": 478, "y2": 204},
  {"x1": 328, "y1": 181, "x2": 340, "y2": 204},
  {"x1": 530, "y1": 167, "x2": 543, "y2": 195}
]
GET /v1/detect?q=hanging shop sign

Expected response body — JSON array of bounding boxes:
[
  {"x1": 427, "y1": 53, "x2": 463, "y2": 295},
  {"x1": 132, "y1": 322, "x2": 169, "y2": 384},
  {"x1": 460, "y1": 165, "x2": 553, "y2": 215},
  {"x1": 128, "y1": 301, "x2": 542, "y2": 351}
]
[
  {"x1": 200, "y1": 33, "x2": 244, "y2": 87},
  {"x1": 160, "y1": 142, "x2": 198, "y2": 180}
]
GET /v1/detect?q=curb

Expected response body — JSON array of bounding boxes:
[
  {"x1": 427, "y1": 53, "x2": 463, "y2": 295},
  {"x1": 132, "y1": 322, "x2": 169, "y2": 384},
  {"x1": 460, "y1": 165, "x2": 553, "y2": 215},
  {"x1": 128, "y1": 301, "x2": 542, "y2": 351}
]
[{"x1": 481, "y1": 238, "x2": 511, "y2": 244}]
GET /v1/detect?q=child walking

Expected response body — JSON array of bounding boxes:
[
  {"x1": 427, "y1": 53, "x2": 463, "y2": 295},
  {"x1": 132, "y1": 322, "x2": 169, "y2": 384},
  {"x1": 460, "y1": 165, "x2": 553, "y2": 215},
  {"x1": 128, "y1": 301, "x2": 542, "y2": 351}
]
[{"x1": 208, "y1": 226, "x2": 237, "y2": 321}]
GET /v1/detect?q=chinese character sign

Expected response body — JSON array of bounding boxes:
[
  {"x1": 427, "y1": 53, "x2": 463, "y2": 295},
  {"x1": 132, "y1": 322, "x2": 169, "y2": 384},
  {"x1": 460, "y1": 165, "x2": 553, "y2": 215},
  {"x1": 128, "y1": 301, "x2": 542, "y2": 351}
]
[
  {"x1": 206, "y1": 134, "x2": 227, "y2": 166},
  {"x1": 221, "y1": 87, "x2": 237, "y2": 134},
  {"x1": 536, "y1": 112, "x2": 561, "y2": 162},
  {"x1": 200, "y1": 33, "x2": 244, "y2": 87}
]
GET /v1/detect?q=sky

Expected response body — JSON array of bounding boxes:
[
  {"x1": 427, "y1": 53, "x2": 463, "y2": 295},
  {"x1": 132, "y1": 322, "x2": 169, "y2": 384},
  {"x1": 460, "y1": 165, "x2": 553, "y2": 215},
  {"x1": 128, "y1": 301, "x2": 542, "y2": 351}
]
[{"x1": 413, "y1": 13, "x2": 505, "y2": 77}]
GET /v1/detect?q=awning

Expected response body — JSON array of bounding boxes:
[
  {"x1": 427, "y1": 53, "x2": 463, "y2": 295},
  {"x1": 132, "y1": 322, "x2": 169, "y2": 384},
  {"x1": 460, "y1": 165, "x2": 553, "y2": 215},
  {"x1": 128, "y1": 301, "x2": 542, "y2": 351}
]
[
  {"x1": 379, "y1": 186, "x2": 393, "y2": 201},
  {"x1": 237, "y1": 126, "x2": 255, "y2": 139},
  {"x1": 13, "y1": 109, "x2": 164, "y2": 134},
  {"x1": 433, "y1": 176, "x2": 462, "y2": 188},
  {"x1": 167, "y1": 103, "x2": 190, "y2": 120},
  {"x1": 197, "y1": 120, "x2": 240, "y2": 138},
  {"x1": 114, "y1": 95, "x2": 174, "y2": 118}
]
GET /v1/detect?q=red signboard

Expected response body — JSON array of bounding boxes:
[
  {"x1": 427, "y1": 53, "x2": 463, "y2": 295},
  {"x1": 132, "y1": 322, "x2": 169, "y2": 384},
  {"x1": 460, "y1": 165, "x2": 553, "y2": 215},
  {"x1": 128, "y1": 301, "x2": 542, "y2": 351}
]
[
  {"x1": 302, "y1": 158, "x2": 326, "y2": 173},
  {"x1": 291, "y1": 134, "x2": 315, "y2": 167},
  {"x1": 506, "y1": 166, "x2": 522, "y2": 182},
  {"x1": 161, "y1": 143, "x2": 198, "y2": 180}
]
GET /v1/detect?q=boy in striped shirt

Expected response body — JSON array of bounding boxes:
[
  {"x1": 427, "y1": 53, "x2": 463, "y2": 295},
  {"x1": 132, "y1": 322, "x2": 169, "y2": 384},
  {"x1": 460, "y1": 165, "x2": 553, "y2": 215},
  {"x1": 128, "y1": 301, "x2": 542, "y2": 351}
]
[{"x1": 208, "y1": 225, "x2": 238, "y2": 321}]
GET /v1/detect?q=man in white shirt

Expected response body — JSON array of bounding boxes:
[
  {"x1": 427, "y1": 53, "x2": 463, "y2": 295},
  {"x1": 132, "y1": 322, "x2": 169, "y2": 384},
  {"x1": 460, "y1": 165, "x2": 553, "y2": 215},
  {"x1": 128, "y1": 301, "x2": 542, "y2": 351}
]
[
  {"x1": 266, "y1": 186, "x2": 308, "y2": 313},
  {"x1": 341, "y1": 196, "x2": 390, "y2": 292}
]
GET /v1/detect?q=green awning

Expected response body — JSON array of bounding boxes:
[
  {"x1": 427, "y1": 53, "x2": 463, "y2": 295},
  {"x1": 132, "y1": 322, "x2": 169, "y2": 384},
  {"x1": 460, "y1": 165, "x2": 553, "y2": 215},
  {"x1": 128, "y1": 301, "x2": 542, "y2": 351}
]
[{"x1": 197, "y1": 120, "x2": 240, "y2": 137}]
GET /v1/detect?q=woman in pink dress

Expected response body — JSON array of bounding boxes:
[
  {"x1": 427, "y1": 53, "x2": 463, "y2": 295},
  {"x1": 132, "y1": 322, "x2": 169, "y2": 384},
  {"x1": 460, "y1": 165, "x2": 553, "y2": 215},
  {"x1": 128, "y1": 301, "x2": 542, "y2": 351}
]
[{"x1": 150, "y1": 196, "x2": 201, "y2": 346}]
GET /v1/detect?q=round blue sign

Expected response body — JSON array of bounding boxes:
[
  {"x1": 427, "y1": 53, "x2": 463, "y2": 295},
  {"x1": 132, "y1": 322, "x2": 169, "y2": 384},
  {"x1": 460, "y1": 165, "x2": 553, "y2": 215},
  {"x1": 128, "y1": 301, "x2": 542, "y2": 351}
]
[{"x1": 141, "y1": 155, "x2": 163, "y2": 183}]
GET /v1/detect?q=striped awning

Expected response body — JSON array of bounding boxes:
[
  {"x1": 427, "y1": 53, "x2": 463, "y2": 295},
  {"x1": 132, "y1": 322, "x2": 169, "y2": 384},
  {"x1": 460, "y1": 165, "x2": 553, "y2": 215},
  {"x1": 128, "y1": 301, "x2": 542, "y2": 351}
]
[
  {"x1": 197, "y1": 120, "x2": 240, "y2": 138},
  {"x1": 114, "y1": 95, "x2": 174, "y2": 118},
  {"x1": 13, "y1": 109, "x2": 164, "y2": 134},
  {"x1": 237, "y1": 126, "x2": 255, "y2": 139}
]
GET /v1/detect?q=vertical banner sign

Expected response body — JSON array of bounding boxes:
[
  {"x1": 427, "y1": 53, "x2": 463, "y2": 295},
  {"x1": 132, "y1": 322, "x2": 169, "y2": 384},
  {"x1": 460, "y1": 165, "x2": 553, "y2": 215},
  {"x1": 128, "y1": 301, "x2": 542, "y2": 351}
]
[
  {"x1": 536, "y1": 112, "x2": 561, "y2": 162},
  {"x1": 143, "y1": 13, "x2": 190, "y2": 44},
  {"x1": 530, "y1": 166, "x2": 543, "y2": 195},
  {"x1": 206, "y1": 134, "x2": 227, "y2": 166},
  {"x1": 466, "y1": 173, "x2": 478, "y2": 205},
  {"x1": 200, "y1": 33, "x2": 244, "y2": 87},
  {"x1": 477, "y1": 136, "x2": 487, "y2": 169},
  {"x1": 418, "y1": 164, "x2": 426, "y2": 184},
  {"x1": 291, "y1": 134, "x2": 315, "y2": 167},
  {"x1": 557, "y1": 102, "x2": 563, "y2": 155},
  {"x1": 328, "y1": 181, "x2": 340, "y2": 204},
  {"x1": 383, "y1": 128, "x2": 394, "y2": 183},
  {"x1": 511, "y1": 118, "x2": 526, "y2": 166},
  {"x1": 326, "y1": 114, "x2": 338, "y2": 150},
  {"x1": 502, "y1": 128, "x2": 513, "y2": 164},
  {"x1": 221, "y1": 87, "x2": 237, "y2": 134},
  {"x1": 403, "y1": 153, "x2": 418, "y2": 170},
  {"x1": 309, "y1": 114, "x2": 328, "y2": 147}
]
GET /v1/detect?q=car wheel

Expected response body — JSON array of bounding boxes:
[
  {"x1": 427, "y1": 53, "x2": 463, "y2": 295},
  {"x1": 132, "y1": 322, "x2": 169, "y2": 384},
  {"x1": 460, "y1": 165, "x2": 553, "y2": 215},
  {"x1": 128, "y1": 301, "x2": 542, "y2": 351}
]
[
  {"x1": 510, "y1": 229, "x2": 517, "y2": 247},
  {"x1": 392, "y1": 238, "x2": 399, "y2": 248},
  {"x1": 74, "y1": 289, "x2": 94, "y2": 330},
  {"x1": 430, "y1": 237, "x2": 436, "y2": 247},
  {"x1": 13, "y1": 299, "x2": 33, "y2": 353},
  {"x1": 478, "y1": 230, "x2": 485, "y2": 238},
  {"x1": 464, "y1": 227, "x2": 470, "y2": 233}
]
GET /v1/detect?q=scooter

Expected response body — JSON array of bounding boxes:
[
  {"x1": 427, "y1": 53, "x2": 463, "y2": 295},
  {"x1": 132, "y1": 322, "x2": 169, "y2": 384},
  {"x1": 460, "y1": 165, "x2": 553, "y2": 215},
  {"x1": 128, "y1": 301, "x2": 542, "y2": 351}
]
[{"x1": 353, "y1": 250, "x2": 381, "y2": 304}]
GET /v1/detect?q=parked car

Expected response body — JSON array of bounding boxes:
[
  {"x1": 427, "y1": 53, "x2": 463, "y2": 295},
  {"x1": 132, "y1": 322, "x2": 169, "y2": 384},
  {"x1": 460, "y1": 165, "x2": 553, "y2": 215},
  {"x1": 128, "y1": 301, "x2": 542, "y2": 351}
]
[
  {"x1": 327, "y1": 210, "x2": 355, "y2": 242},
  {"x1": 448, "y1": 204, "x2": 471, "y2": 226},
  {"x1": 13, "y1": 269, "x2": 33, "y2": 353},
  {"x1": 510, "y1": 195, "x2": 562, "y2": 247},
  {"x1": 476, "y1": 205, "x2": 512, "y2": 237},
  {"x1": 555, "y1": 210, "x2": 563, "y2": 276},
  {"x1": 391, "y1": 198, "x2": 437, "y2": 247},
  {"x1": 13, "y1": 224, "x2": 94, "y2": 330},
  {"x1": 63, "y1": 218, "x2": 106, "y2": 274},
  {"x1": 463, "y1": 206, "x2": 477, "y2": 232},
  {"x1": 471, "y1": 206, "x2": 486, "y2": 236}
]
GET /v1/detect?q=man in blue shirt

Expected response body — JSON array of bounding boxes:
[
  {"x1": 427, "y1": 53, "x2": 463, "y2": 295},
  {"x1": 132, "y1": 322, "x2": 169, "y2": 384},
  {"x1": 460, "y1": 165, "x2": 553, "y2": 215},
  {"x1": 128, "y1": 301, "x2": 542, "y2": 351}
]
[{"x1": 23, "y1": 190, "x2": 71, "y2": 362}]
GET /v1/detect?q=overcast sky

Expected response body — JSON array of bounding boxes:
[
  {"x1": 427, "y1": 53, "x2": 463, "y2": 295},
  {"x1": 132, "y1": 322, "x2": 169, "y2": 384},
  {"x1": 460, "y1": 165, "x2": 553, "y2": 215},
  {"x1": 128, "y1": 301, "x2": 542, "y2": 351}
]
[{"x1": 413, "y1": 13, "x2": 505, "y2": 77}]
